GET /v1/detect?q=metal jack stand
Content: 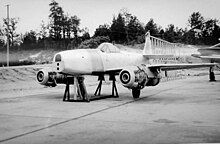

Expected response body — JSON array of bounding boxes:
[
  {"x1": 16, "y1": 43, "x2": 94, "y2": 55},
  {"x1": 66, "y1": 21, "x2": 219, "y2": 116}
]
[
  {"x1": 110, "y1": 75, "x2": 119, "y2": 98},
  {"x1": 92, "y1": 75, "x2": 119, "y2": 101},
  {"x1": 63, "y1": 81, "x2": 70, "y2": 101},
  {"x1": 209, "y1": 66, "x2": 216, "y2": 82},
  {"x1": 63, "y1": 75, "x2": 119, "y2": 102},
  {"x1": 94, "y1": 75, "x2": 105, "y2": 96}
]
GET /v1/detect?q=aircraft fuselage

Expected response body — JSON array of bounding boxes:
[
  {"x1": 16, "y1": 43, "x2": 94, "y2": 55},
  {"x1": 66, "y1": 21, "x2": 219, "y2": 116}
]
[{"x1": 53, "y1": 48, "x2": 180, "y2": 76}]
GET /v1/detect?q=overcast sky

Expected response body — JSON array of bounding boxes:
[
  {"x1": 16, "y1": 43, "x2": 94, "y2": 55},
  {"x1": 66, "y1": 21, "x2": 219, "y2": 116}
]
[{"x1": 0, "y1": 0, "x2": 220, "y2": 35}]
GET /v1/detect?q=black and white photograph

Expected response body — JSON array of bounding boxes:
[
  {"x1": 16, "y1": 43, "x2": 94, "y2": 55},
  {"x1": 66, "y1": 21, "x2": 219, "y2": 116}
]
[{"x1": 0, "y1": 0, "x2": 220, "y2": 143}]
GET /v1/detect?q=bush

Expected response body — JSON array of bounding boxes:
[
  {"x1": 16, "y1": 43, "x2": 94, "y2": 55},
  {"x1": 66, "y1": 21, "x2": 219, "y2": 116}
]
[
  {"x1": 78, "y1": 36, "x2": 110, "y2": 49},
  {"x1": 0, "y1": 60, "x2": 35, "y2": 67}
]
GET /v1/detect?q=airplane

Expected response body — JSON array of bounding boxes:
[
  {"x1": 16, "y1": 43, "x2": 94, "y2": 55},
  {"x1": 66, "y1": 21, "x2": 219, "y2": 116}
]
[
  {"x1": 192, "y1": 42, "x2": 220, "y2": 81},
  {"x1": 36, "y1": 32, "x2": 216, "y2": 101}
]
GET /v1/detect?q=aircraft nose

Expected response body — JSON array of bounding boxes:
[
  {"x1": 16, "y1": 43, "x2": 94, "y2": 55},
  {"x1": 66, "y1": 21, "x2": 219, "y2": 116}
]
[{"x1": 53, "y1": 50, "x2": 92, "y2": 74}]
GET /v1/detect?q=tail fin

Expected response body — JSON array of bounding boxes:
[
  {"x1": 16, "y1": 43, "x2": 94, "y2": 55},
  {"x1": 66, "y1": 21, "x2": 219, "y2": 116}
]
[
  {"x1": 143, "y1": 31, "x2": 152, "y2": 55},
  {"x1": 143, "y1": 31, "x2": 174, "y2": 59}
]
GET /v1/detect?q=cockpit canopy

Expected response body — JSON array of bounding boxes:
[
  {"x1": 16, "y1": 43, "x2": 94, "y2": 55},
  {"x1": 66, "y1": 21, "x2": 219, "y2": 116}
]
[{"x1": 97, "y1": 43, "x2": 120, "y2": 53}]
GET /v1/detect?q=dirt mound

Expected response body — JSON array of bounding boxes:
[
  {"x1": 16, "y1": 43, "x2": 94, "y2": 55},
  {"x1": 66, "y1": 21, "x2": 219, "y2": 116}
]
[{"x1": 19, "y1": 50, "x2": 57, "y2": 65}]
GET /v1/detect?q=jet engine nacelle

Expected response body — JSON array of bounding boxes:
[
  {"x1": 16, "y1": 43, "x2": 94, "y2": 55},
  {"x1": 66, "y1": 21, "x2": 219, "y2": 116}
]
[
  {"x1": 36, "y1": 68, "x2": 74, "y2": 87},
  {"x1": 119, "y1": 66, "x2": 148, "y2": 89},
  {"x1": 119, "y1": 66, "x2": 161, "y2": 89}
]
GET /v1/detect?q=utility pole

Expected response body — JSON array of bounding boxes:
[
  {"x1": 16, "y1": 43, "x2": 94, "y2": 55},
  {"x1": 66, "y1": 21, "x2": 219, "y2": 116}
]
[{"x1": 6, "y1": 4, "x2": 10, "y2": 67}]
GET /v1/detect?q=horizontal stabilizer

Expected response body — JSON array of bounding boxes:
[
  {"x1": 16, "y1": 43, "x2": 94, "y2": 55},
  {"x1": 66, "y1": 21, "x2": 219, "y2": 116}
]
[
  {"x1": 199, "y1": 55, "x2": 220, "y2": 59},
  {"x1": 192, "y1": 54, "x2": 220, "y2": 63},
  {"x1": 199, "y1": 56, "x2": 220, "y2": 63},
  {"x1": 202, "y1": 48, "x2": 220, "y2": 50}
]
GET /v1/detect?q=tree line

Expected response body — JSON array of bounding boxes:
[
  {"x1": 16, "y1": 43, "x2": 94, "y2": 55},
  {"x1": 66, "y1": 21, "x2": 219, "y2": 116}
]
[{"x1": 0, "y1": 0, "x2": 220, "y2": 51}]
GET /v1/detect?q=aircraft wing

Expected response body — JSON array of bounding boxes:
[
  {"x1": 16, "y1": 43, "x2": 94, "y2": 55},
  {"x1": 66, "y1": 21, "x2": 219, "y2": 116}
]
[
  {"x1": 147, "y1": 63, "x2": 216, "y2": 71},
  {"x1": 199, "y1": 56, "x2": 220, "y2": 63},
  {"x1": 191, "y1": 54, "x2": 220, "y2": 63},
  {"x1": 103, "y1": 63, "x2": 215, "y2": 75}
]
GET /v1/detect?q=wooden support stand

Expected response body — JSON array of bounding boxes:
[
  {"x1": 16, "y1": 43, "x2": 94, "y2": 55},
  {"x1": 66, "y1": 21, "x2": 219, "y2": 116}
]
[{"x1": 63, "y1": 76, "x2": 90, "y2": 102}]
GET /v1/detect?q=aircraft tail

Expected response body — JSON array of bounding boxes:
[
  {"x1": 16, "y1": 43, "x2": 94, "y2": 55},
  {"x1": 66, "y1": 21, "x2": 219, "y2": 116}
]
[
  {"x1": 143, "y1": 31, "x2": 174, "y2": 59},
  {"x1": 143, "y1": 31, "x2": 152, "y2": 55}
]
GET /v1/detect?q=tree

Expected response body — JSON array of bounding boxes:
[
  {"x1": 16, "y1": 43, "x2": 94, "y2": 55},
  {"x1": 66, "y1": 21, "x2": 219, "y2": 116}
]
[
  {"x1": 145, "y1": 19, "x2": 160, "y2": 36},
  {"x1": 95, "y1": 10, "x2": 146, "y2": 44},
  {"x1": 110, "y1": 13, "x2": 126, "y2": 43},
  {"x1": 49, "y1": 0, "x2": 64, "y2": 40},
  {"x1": 188, "y1": 12, "x2": 204, "y2": 42},
  {"x1": 159, "y1": 29, "x2": 165, "y2": 39},
  {"x1": 188, "y1": 12, "x2": 204, "y2": 29},
  {"x1": 187, "y1": 12, "x2": 220, "y2": 45},
  {"x1": 117, "y1": 10, "x2": 145, "y2": 43},
  {"x1": 61, "y1": 14, "x2": 68, "y2": 39},
  {"x1": 22, "y1": 30, "x2": 37, "y2": 44},
  {"x1": 212, "y1": 22, "x2": 220, "y2": 44},
  {"x1": 161, "y1": 24, "x2": 185, "y2": 43},
  {"x1": 94, "y1": 24, "x2": 111, "y2": 37},
  {"x1": 65, "y1": 15, "x2": 81, "y2": 47},
  {"x1": 164, "y1": 24, "x2": 175, "y2": 42},
  {"x1": 38, "y1": 20, "x2": 48, "y2": 39},
  {"x1": 46, "y1": 0, "x2": 82, "y2": 49},
  {"x1": 20, "y1": 30, "x2": 38, "y2": 50},
  {"x1": 0, "y1": 26, "x2": 4, "y2": 47},
  {"x1": 126, "y1": 15, "x2": 145, "y2": 43},
  {"x1": 59, "y1": 14, "x2": 80, "y2": 40},
  {"x1": 69, "y1": 15, "x2": 80, "y2": 39},
  {"x1": 175, "y1": 27, "x2": 184, "y2": 43},
  {"x1": 202, "y1": 19, "x2": 220, "y2": 44},
  {"x1": 182, "y1": 29, "x2": 196, "y2": 44},
  {"x1": 80, "y1": 28, "x2": 90, "y2": 41},
  {"x1": 3, "y1": 17, "x2": 19, "y2": 46}
]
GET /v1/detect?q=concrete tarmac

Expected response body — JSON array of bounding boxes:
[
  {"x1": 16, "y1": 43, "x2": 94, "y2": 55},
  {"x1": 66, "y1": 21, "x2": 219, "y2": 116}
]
[{"x1": 0, "y1": 75, "x2": 220, "y2": 144}]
